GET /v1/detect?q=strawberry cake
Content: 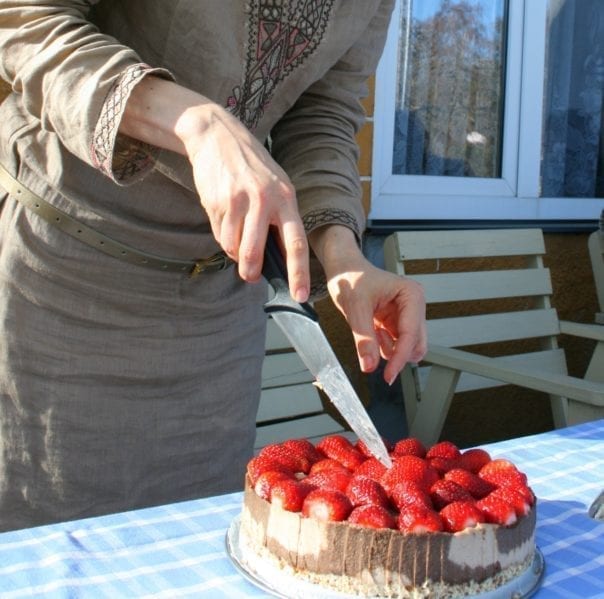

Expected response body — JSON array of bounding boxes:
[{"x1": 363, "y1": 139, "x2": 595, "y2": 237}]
[{"x1": 237, "y1": 435, "x2": 537, "y2": 598}]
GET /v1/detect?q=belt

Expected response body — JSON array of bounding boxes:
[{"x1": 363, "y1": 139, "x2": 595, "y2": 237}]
[{"x1": 0, "y1": 162, "x2": 232, "y2": 277}]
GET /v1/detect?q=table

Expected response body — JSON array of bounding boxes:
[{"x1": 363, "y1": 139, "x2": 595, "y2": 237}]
[{"x1": 1, "y1": 420, "x2": 603, "y2": 599}]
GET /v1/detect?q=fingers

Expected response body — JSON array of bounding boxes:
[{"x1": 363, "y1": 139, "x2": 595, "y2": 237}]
[{"x1": 279, "y1": 219, "x2": 310, "y2": 303}]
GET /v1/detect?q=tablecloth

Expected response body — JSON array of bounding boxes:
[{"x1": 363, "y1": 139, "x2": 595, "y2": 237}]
[{"x1": 0, "y1": 420, "x2": 603, "y2": 598}]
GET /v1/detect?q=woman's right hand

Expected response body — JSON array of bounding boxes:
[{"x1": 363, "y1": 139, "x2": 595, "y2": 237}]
[{"x1": 121, "y1": 76, "x2": 310, "y2": 303}]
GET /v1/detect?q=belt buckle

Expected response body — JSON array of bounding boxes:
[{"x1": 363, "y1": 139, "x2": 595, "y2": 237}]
[{"x1": 189, "y1": 252, "x2": 231, "y2": 278}]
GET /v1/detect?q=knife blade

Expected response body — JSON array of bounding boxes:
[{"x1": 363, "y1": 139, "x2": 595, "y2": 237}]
[{"x1": 262, "y1": 232, "x2": 392, "y2": 468}]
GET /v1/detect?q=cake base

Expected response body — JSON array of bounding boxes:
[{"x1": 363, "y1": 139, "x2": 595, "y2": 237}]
[{"x1": 226, "y1": 516, "x2": 545, "y2": 599}]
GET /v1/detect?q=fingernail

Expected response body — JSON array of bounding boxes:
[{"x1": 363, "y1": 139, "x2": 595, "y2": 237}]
[
  {"x1": 294, "y1": 287, "x2": 308, "y2": 303},
  {"x1": 360, "y1": 354, "x2": 375, "y2": 372},
  {"x1": 387, "y1": 373, "x2": 398, "y2": 386}
]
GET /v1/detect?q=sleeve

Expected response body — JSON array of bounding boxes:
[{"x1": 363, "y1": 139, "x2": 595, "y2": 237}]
[
  {"x1": 0, "y1": 0, "x2": 173, "y2": 184},
  {"x1": 269, "y1": 0, "x2": 395, "y2": 297}
]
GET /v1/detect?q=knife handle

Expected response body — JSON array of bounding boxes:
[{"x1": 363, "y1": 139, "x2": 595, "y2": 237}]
[{"x1": 262, "y1": 231, "x2": 318, "y2": 321}]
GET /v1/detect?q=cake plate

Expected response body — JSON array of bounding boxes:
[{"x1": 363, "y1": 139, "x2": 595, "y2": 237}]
[{"x1": 226, "y1": 516, "x2": 545, "y2": 599}]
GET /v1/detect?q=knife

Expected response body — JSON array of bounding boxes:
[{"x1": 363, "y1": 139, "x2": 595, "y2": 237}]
[{"x1": 262, "y1": 231, "x2": 392, "y2": 468}]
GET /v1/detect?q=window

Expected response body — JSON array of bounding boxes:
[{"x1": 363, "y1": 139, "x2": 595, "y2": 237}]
[{"x1": 370, "y1": 0, "x2": 604, "y2": 224}]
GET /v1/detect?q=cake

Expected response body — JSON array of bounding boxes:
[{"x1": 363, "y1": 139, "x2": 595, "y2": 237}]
[{"x1": 238, "y1": 435, "x2": 537, "y2": 598}]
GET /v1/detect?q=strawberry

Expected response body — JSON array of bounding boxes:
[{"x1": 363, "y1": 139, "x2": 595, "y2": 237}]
[
  {"x1": 398, "y1": 505, "x2": 444, "y2": 533},
  {"x1": 316, "y1": 435, "x2": 366, "y2": 470},
  {"x1": 345, "y1": 476, "x2": 390, "y2": 509},
  {"x1": 392, "y1": 438, "x2": 426, "y2": 458},
  {"x1": 490, "y1": 486, "x2": 531, "y2": 516},
  {"x1": 302, "y1": 488, "x2": 353, "y2": 522},
  {"x1": 309, "y1": 458, "x2": 351, "y2": 476},
  {"x1": 258, "y1": 443, "x2": 306, "y2": 474},
  {"x1": 445, "y1": 468, "x2": 496, "y2": 499},
  {"x1": 389, "y1": 479, "x2": 433, "y2": 512},
  {"x1": 440, "y1": 500, "x2": 485, "y2": 533},
  {"x1": 476, "y1": 494, "x2": 517, "y2": 526},
  {"x1": 459, "y1": 448, "x2": 492, "y2": 473},
  {"x1": 270, "y1": 479, "x2": 314, "y2": 512},
  {"x1": 479, "y1": 468, "x2": 528, "y2": 490},
  {"x1": 426, "y1": 441, "x2": 461, "y2": 460},
  {"x1": 282, "y1": 438, "x2": 323, "y2": 473},
  {"x1": 478, "y1": 458, "x2": 518, "y2": 477},
  {"x1": 247, "y1": 455, "x2": 293, "y2": 486},
  {"x1": 430, "y1": 479, "x2": 474, "y2": 510},
  {"x1": 353, "y1": 457, "x2": 388, "y2": 482},
  {"x1": 355, "y1": 436, "x2": 394, "y2": 458},
  {"x1": 254, "y1": 469, "x2": 294, "y2": 500},
  {"x1": 428, "y1": 456, "x2": 461, "y2": 475},
  {"x1": 348, "y1": 504, "x2": 396, "y2": 530},
  {"x1": 305, "y1": 468, "x2": 352, "y2": 493},
  {"x1": 382, "y1": 455, "x2": 439, "y2": 494}
]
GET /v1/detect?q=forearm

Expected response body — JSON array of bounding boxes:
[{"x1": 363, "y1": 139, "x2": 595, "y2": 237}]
[{"x1": 309, "y1": 224, "x2": 366, "y2": 278}]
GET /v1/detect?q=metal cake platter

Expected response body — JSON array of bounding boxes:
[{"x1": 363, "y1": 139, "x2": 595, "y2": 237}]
[{"x1": 225, "y1": 516, "x2": 545, "y2": 599}]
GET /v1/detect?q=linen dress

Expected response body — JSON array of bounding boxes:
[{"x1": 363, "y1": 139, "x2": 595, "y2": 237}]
[{"x1": 0, "y1": 0, "x2": 394, "y2": 531}]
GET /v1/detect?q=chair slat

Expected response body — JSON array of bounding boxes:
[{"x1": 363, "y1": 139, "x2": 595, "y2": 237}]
[
  {"x1": 415, "y1": 269, "x2": 552, "y2": 303},
  {"x1": 427, "y1": 309, "x2": 560, "y2": 347},
  {"x1": 265, "y1": 318, "x2": 292, "y2": 351},
  {"x1": 256, "y1": 383, "x2": 323, "y2": 423},
  {"x1": 390, "y1": 228, "x2": 545, "y2": 260},
  {"x1": 261, "y1": 352, "x2": 313, "y2": 388},
  {"x1": 254, "y1": 414, "x2": 346, "y2": 450}
]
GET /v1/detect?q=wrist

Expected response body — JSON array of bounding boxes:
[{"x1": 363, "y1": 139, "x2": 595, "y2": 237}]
[{"x1": 309, "y1": 225, "x2": 365, "y2": 275}]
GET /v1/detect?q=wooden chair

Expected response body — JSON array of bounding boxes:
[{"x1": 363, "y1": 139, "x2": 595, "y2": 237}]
[
  {"x1": 383, "y1": 228, "x2": 604, "y2": 446},
  {"x1": 255, "y1": 318, "x2": 349, "y2": 451},
  {"x1": 588, "y1": 229, "x2": 604, "y2": 325}
]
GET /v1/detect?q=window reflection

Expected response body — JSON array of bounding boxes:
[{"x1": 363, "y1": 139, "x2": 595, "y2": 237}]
[{"x1": 393, "y1": 0, "x2": 507, "y2": 178}]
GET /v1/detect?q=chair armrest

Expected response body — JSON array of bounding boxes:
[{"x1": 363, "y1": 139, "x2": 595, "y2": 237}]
[
  {"x1": 559, "y1": 320, "x2": 604, "y2": 342},
  {"x1": 424, "y1": 344, "x2": 604, "y2": 407}
]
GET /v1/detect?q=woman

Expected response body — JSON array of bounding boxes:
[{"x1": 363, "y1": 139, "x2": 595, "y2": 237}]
[{"x1": 0, "y1": 0, "x2": 426, "y2": 531}]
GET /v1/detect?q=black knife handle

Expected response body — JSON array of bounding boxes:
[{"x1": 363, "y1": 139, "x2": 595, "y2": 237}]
[{"x1": 262, "y1": 231, "x2": 318, "y2": 321}]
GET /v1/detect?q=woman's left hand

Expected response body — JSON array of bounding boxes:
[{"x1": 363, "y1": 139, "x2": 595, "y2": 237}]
[{"x1": 309, "y1": 226, "x2": 427, "y2": 385}]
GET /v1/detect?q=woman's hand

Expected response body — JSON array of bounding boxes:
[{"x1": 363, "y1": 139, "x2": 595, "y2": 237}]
[
  {"x1": 309, "y1": 225, "x2": 427, "y2": 384},
  {"x1": 121, "y1": 76, "x2": 310, "y2": 302}
]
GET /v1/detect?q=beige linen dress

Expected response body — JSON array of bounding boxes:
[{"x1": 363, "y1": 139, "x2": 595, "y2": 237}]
[{"x1": 0, "y1": 0, "x2": 394, "y2": 531}]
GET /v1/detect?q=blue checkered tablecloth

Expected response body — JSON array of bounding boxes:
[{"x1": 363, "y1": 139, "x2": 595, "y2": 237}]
[{"x1": 0, "y1": 420, "x2": 603, "y2": 598}]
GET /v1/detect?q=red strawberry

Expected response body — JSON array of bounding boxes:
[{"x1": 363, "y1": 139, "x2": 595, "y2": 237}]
[
  {"x1": 305, "y1": 468, "x2": 352, "y2": 493},
  {"x1": 247, "y1": 455, "x2": 293, "y2": 486},
  {"x1": 258, "y1": 443, "x2": 305, "y2": 473},
  {"x1": 353, "y1": 457, "x2": 388, "y2": 482},
  {"x1": 316, "y1": 435, "x2": 366, "y2": 470},
  {"x1": 345, "y1": 476, "x2": 390, "y2": 509},
  {"x1": 430, "y1": 479, "x2": 474, "y2": 510},
  {"x1": 348, "y1": 504, "x2": 396, "y2": 530},
  {"x1": 282, "y1": 439, "x2": 323, "y2": 473},
  {"x1": 254, "y1": 470, "x2": 294, "y2": 500},
  {"x1": 398, "y1": 505, "x2": 444, "y2": 533},
  {"x1": 270, "y1": 479, "x2": 314, "y2": 512},
  {"x1": 355, "y1": 437, "x2": 394, "y2": 458},
  {"x1": 440, "y1": 500, "x2": 485, "y2": 533},
  {"x1": 476, "y1": 494, "x2": 517, "y2": 526},
  {"x1": 389, "y1": 479, "x2": 433, "y2": 512},
  {"x1": 445, "y1": 468, "x2": 496, "y2": 499},
  {"x1": 490, "y1": 487, "x2": 531, "y2": 516},
  {"x1": 302, "y1": 488, "x2": 353, "y2": 522},
  {"x1": 459, "y1": 448, "x2": 492, "y2": 473},
  {"x1": 309, "y1": 458, "x2": 351, "y2": 476},
  {"x1": 392, "y1": 438, "x2": 426, "y2": 458},
  {"x1": 382, "y1": 456, "x2": 439, "y2": 494},
  {"x1": 478, "y1": 458, "x2": 518, "y2": 477},
  {"x1": 426, "y1": 441, "x2": 461, "y2": 460},
  {"x1": 479, "y1": 468, "x2": 528, "y2": 490},
  {"x1": 428, "y1": 456, "x2": 461, "y2": 475}
]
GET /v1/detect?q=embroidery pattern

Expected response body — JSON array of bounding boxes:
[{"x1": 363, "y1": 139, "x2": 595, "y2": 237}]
[
  {"x1": 228, "y1": 0, "x2": 335, "y2": 130},
  {"x1": 92, "y1": 64, "x2": 160, "y2": 182}
]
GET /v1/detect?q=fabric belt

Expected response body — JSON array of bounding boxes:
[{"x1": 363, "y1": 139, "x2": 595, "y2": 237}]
[{"x1": 0, "y1": 162, "x2": 232, "y2": 277}]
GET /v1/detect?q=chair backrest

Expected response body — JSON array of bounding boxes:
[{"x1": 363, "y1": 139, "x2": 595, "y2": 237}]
[
  {"x1": 588, "y1": 230, "x2": 604, "y2": 324},
  {"x1": 383, "y1": 228, "x2": 567, "y2": 407},
  {"x1": 256, "y1": 318, "x2": 348, "y2": 451}
]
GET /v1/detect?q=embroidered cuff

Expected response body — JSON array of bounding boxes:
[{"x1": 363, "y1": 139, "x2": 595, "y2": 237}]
[{"x1": 92, "y1": 63, "x2": 174, "y2": 184}]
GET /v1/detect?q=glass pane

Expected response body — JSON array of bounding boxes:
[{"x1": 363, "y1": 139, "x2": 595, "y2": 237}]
[
  {"x1": 541, "y1": 0, "x2": 604, "y2": 198},
  {"x1": 392, "y1": 0, "x2": 507, "y2": 178}
]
